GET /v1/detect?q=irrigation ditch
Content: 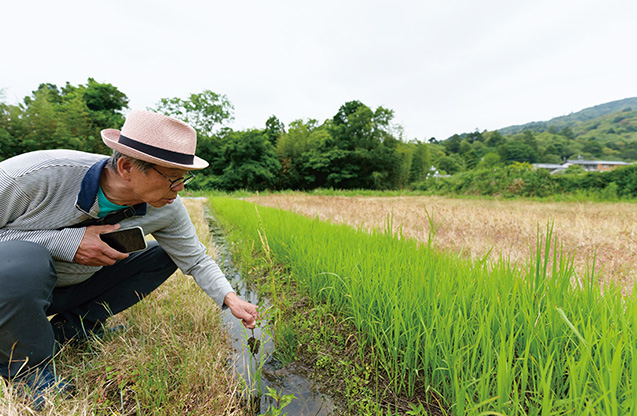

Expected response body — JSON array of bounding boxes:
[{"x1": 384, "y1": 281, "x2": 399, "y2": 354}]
[{"x1": 206, "y1": 207, "x2": 337, "y2": 415}]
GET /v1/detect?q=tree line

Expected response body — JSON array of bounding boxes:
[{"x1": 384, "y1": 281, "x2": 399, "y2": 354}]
[
  {"x1": 0, "y1": 79, "x2": 127, "y2": 158},
  {"x1": 1, "y1": 79, "x2": 635, "y2": 193},
  {"x1": 0, "y1": 80, "x2": 431, "y2": 191}
]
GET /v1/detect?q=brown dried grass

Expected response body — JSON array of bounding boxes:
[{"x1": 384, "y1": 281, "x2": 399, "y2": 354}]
[{"x1": 246, "y1": 194, "x2": 637, "y2": 291}]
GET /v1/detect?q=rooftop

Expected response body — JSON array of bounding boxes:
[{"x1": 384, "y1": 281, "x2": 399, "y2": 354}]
[{"x1": 566, "y1": 159, "x2": 628, "y2": 165}]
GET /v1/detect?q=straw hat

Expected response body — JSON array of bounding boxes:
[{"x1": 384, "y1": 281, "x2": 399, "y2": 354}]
[{"x1": 101, "y1": 109, "x2": 209, "y2": 170}]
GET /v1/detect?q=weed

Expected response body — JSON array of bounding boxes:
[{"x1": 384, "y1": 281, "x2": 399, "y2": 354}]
[{"x1": 259, "y1": 386, "x2": 296, "y2": 416}]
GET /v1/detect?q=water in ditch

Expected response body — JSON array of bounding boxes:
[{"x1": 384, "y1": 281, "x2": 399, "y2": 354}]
[{"x1": 207, "y1": 212, "x2": 336, "y2": 415}]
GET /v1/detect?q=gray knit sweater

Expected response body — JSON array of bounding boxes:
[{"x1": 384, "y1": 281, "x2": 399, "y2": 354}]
[{"x1": 0, "y1": 149, "x2": 233, "y2": 307}]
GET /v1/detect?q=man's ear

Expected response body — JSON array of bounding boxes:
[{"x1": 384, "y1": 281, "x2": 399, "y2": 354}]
[{"x1": 117, "y1": 157, "x2": 135, "y2": 180}]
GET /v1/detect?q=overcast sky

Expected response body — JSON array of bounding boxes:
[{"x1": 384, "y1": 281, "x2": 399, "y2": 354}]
[{"x1": 2, "y1": 0, "x2": 636, "y2": 140}]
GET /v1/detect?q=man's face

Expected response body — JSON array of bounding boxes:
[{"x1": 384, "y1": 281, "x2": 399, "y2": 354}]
[{"x1": 131, "y1": 165, "x2": 189, "y2": 208}]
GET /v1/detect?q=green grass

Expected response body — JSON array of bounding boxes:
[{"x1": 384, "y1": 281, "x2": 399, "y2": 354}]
[{"x1": 207, "y1": 195, "x2": 637, "y2": 415}]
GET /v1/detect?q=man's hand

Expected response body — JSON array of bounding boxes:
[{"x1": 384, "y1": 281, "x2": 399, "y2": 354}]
[
  {"x1": 224, "y1": 292, "x2": 259, "y2": 329},
  {"x1": 73, "y1": 224, "x2": 129, "y2": 266}
]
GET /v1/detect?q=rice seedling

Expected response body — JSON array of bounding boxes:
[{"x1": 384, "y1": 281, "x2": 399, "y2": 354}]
[
  {"x1": 240, "y1": 316, "x2": 271, "y2": 400},
  {"x1": 207, "y1": 195, "x2": 637, "y2": 415}
]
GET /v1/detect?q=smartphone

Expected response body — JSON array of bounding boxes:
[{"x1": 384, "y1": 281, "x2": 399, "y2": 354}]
[{"x1": 100, "y1": 226, "x2": 148, "y2": 253}]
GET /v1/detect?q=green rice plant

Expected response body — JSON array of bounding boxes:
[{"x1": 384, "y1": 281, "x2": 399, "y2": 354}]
[{"x1": 207, "y1": 195, "x2": 637, "y2": 415}]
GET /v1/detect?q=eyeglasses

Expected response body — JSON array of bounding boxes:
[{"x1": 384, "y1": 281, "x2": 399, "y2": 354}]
[{"x1": 151, "y1": 167, "x2": 196, "y2": 190}]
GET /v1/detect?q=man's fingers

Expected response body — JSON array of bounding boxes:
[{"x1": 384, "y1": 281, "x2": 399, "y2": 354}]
[
  {"x1": 78, "y1": 248, "x2": 127, "y2": 266},
  {"x1": 103, "y1": 246, "x2": 129, "y2": 261},
  {"x1": 95, "y1": 225, "x2": 128, "y2": 259},
  {"x1": 101, "y1": 223, "x2": 121, "y2": 232},
  {"x1": 100, "y1": 238, "x2": 129, "y2": 258},
  {"x1": 87, "y1": 223, "x2": 121, "y2": 234},
  {"x1": 242, "y1": 312, "x2": 257, "y2": 329},
  {"x1": 240, "y1": 307, "x2": 258, "y2": 329}
]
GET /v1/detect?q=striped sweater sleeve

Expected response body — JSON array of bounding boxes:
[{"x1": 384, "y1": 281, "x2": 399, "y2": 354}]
[
  {"x1": 149, "y1": 200, "x2": 233, "y2": 307},
  {"x1": 0, "y1": 169, "x2": 85, "y2": 262}
]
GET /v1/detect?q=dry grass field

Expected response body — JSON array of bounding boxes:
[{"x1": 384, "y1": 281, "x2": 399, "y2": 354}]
[{"x1": 246, "y1": 194, "x2": 637, "y2": 292}]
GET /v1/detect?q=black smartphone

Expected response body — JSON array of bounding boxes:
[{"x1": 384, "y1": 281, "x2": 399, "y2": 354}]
[{"x1": 99, "y1": 226, "x2": 148, "y2": 253}]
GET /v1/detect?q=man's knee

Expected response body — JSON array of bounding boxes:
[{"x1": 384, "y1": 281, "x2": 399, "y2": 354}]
[
  {"x1": 143, "y1": 241, "x2": 177, "y2": 275},
  {"x1": 0, "y1": 241, "x2": 56, "y2": 303},
  {"x1": 0, "y1": 241, "x2": 55, "y2": 273},
  {"x1": 0, "y1": 242, "x2": 57, "y2": 377}
]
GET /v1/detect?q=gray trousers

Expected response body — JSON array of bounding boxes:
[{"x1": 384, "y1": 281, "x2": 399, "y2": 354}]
[{"x1": 0, "y1": 240, "x2": 177, "y2": 379}]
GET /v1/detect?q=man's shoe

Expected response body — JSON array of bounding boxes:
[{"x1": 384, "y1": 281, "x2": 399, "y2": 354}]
[
  {"x1": 15, "y1": 365, "x2": 74, "y2": 411},
  {"x1": 54, "y1": 324, "x2": 128, "y2": 348},
  {"x1": 93, "y1": 324, "x2": 127, "y2": 340}
]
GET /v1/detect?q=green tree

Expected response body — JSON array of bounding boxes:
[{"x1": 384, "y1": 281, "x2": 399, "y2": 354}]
[
  {"x1": 443, "y1": 134, "x2": 462, "y2": 153},
  {"x1": 476, "y1": 152, "x2": 502, "y2": 169},
  {"x1": 458, "y1": 141, "x2": 472, "y2": 155},
  {"x1": 583, "y1": 140, "x2": 603, "y2": 157},
  {"x1": 29, "y1": 83, "x2": 63, "y2": 104},
  {"x1": 428, "y1": 143, "x2": 447, "y2": 163},
  {"x1": 21, "y1": 87, "x2": 64, "y2": 151},
  {"x1": 0, "y1": 100, "x2": 28, "y2": 157},
  {"x1": 264, "y1": 115, "x2": 285, "y2": 146},
  {"x1": 0, "y1": 78, "x2": 129, "y2": 158},
  {"x1": 485, "y1": 131, "x2": 505, "y2": 148},
  {"x1": 71, "y1": 78, "x2": 129, "y2": 145},
  {"x1": 499, "y1": 140, "x2": 538, "y2": 163},
  {"x1": 565, "y1": 164, "x2": 586, "y2": 174},
  {"x1": 408, "y1": 140, "x2": 431, "y2": 183},
  {"x1": 0, "y1": 98, "x2": 17, "y2": 161},
  {"x1": 153, "y1": 90, "x2": 233, "y2": 136},
  {"x1": 318, "y1": 100, "x2": 401, "y2": 189},
  {"x1": 462, "y1": 148, "x2": 479, "y2": 170},
  {"x1": 277, "y1": 119, "x2": 328, "y2": 189},
  {"x1": 436, "y1": 155, "x2": 462, "y2": 174},
  {"x1": 209, "y1": 129, "x2": 281, "y2": 191},
  {"x1": 560, "y1": 126, "x2": 575, "y2": 140},
  {"x1": 521, "y1": 130, "x2": 538, "y2": 153},
  {"x1": 466, "y1": 130, "x2": 484, "y2": 143}
]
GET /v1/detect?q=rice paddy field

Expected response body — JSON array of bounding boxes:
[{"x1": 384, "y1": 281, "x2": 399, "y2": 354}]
[
  {"x1": 206, "y1": 193, "x2": 637, "y2": 415},
  {"x1": 244, "y1": 194, "x2": 637, "y2": 290}
]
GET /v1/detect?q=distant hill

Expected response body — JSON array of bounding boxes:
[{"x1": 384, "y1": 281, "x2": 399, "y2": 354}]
[{"x1": 498, "y1": 97, "x2": 637, "y2": 136}]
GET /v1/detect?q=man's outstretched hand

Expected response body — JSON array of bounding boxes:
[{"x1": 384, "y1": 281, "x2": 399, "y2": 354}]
[{"x1": 224, "y1": 292, "x2": 259, "y2": 329}]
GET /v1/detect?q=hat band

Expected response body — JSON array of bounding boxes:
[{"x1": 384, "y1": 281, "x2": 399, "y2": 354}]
[{"x1": 118, "y1": 134, "x2": 194, "y2": 165}]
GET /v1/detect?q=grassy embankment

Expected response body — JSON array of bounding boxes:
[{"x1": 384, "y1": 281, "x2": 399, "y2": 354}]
[
  {"x1": 0, "y1": 199, "x2": 245, "y2": 416},
  {"x1": 208, "y1": 195, "x2": 637, "y2": 415}
]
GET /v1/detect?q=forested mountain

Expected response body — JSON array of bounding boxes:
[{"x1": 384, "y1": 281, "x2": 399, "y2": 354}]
[
  {"x1": 429, "y1": 97, "x2": 637, "y2": 174},
  {"x1": 498, "y1": 97, "x2": 637, "y2": 136}
]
